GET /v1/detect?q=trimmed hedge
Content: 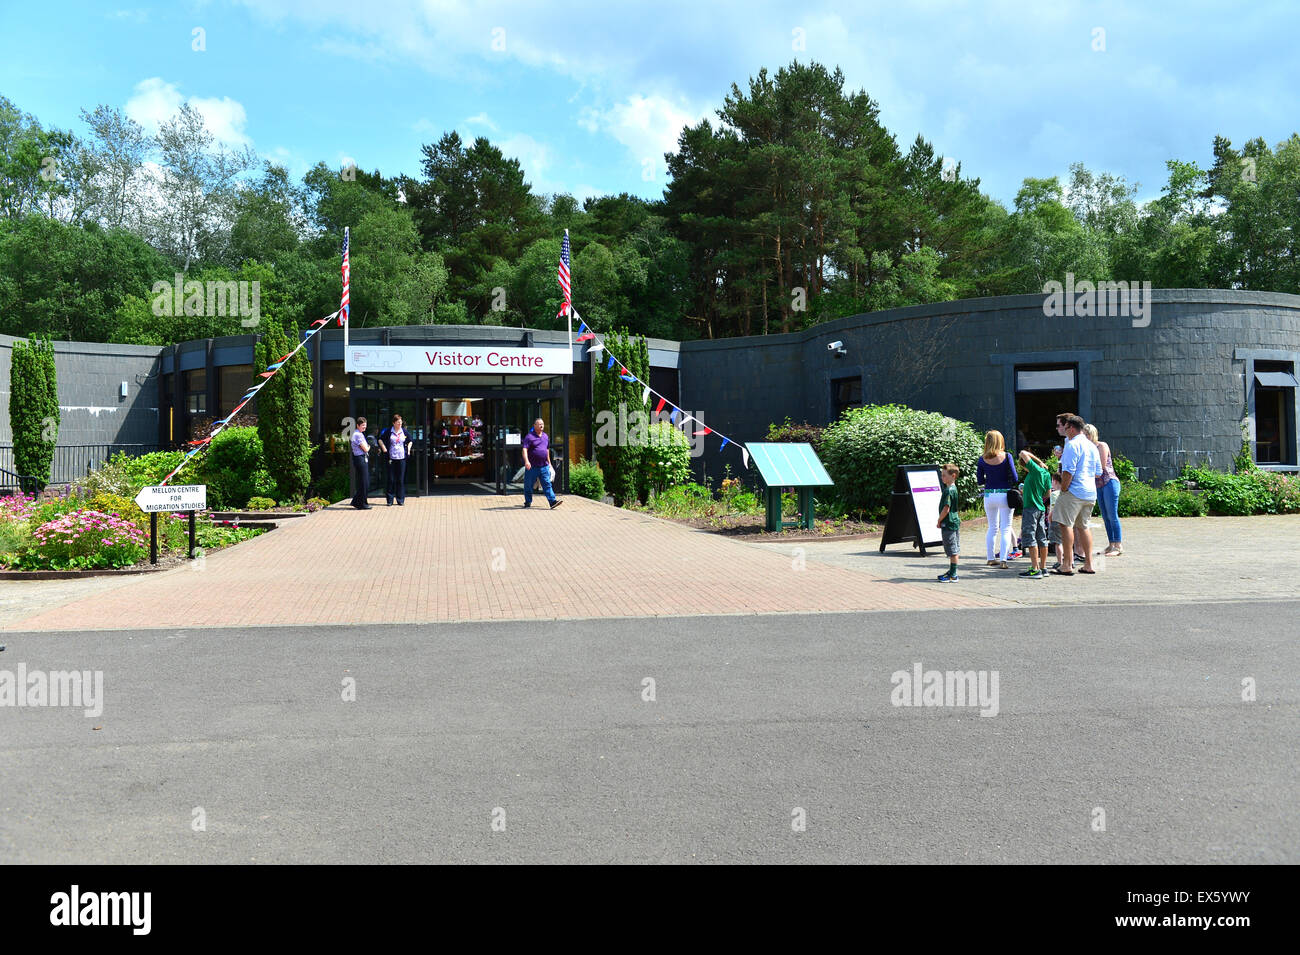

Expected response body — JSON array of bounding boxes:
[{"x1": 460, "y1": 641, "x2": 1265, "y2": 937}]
[{"x1": 818, "y1": 404, "x2": 984, "y2": 517}]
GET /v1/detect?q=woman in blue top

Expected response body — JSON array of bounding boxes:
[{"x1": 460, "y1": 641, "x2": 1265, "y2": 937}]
[{"x1": 976, "y1": 430, "x2": 1019, "y2": 568}]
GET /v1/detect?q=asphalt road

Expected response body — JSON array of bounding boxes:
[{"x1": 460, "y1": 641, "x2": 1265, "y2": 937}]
[{"x1": 1, "y1": 600, "x2": 1295, "y2": 864}]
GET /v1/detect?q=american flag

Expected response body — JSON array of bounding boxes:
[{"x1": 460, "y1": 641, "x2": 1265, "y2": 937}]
[
  {"x1": 556, "y1": 229, "x2": 571, "y2": 318},
  {"x1": 339, "y1": 227, "x2": 350, "y2": 326}
]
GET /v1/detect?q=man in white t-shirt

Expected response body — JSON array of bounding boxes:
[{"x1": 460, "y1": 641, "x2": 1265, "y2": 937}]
[{"x1": 1052, "y1": 413, "x2": 1101, "y2": 574}]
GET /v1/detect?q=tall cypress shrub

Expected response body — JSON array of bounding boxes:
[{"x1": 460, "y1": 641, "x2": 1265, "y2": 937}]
[
  {"x1": 9, "y1": 336, "x2": 59, "y2": 490},
  {"x1": 254, "y1": 318, "x2": 313, "y2": 502},
  {"x1": 592, "y1": 328, "x2": 651, "y2": 506}
]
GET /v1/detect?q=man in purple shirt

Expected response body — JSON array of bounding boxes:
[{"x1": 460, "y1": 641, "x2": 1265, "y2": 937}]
[{"x1": 521, "y1": 417, "x2": 562, "y2": 509}]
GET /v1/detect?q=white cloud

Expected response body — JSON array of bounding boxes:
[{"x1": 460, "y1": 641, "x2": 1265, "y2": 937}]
[
  {"x1": 581, "y1": 93, "x2": 708, "y2": 167},
  {"x1": 498, "y1": 133, "x2": 552, "y2": 188},
  {"x1": 465, "y1": 112, "x2": 498, "y2": 131},
  {"x1": 125, "y1": 78, "x2": 252, "y2": 148}
]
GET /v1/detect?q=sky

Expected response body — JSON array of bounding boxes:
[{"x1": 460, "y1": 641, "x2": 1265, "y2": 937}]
[{"x1": 2, "y1": 0, "x2": 1298, "y2": 207}]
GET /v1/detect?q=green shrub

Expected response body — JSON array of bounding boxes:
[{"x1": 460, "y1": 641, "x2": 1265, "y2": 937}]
[
  {"x1": 1185, "y1": 466, "x2": 1269, "y2": 516},
  {"x1": 569, "y1": 459, "x2": 606, "y2": 501},
  {"x1": 196, "y1": 521, "x2": 268, "y2": 549},
  {"x1": 245, "y1": 496, "x2": 277, "y2": 510},
  {"x1": 81, "y1": 450, "x2": 195, "y2": 498},
  {"x1": 765, "y1": 418, "x2": 826, "y2": 452},
  {"x1": 818, "y1": 404, "x2": 984, "y2": 516},
  {"x1": 1117, "y1": 480, "x2": 1207, "y2": 517},
  {"x1": 1255, "y1": 470, "x2": 1300, "y2": 513},
  {"x1": 719, "y1": 469, "x2": 760, "y2": 514},
  {"x1": 0, "y1": 520, "x2": 32, "y2": 567},
  {"x1": 636, "y1": 421, "x2": 692, "y2": 503},
  {"x1": 304, "y1": 497, "x2": 330, "y2": 512},
  {"x1": 311, "y1": 459, "x2": 350, "y2": 503},
  {"x1": 1112, "y1": 454, "x2": 1137, "y2": 482},
  {"x1": 198, "y1": 427, "x2": 276, "y2": 510},
  {"x1": 1186, "y1": 466, "x2": 1300, "y2": 515}
]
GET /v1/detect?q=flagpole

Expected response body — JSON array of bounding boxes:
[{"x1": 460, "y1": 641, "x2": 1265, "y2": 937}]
[
  {"x1": 342, "y1": 226, "x2": 350, "y2": 359},
  {"x1": 565, "y1": 228, "x2": 572, "y2": 348}
]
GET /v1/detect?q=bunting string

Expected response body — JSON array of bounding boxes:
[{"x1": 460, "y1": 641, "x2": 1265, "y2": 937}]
[
  {"x1": 160, "y1": 308, "x2": 340, "y2": 485},
  {"x1": 567, "y1": 304, "x2": 751, "y2": 472}
]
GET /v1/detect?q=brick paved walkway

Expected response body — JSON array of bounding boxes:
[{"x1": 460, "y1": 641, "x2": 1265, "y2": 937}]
[{"x1": 5, "y1": 494, "x2": 1000, "y2": 632}]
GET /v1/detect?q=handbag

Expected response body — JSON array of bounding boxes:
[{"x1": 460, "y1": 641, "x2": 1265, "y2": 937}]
[{"x1": 1006, "y1": 486, "x2": 1023, "y2": 510}]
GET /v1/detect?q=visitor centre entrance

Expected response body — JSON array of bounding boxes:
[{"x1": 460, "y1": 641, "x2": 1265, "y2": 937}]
[{"x1": 349, "y1": 372, "x2": 571, "y2": 495}]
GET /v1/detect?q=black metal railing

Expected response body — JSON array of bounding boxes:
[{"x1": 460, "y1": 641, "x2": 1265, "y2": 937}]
[
  {"x1": 0, "y1": 464, "x2": 41, "y2": 496},
  {"x1": 0, "y1": 444, "x2": 160, "y2": 487}
]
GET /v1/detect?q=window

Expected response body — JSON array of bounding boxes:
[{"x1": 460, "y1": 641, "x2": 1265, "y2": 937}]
[
  {"x1": 1014, "y1": 364, "x2": 1078, "y2": 457},
  {"x1": 1254, "y1": 361, "x2": 1297, "y2": 466},
  {"x1": 184, "y1": 369, "x2": 207, "y2": 415},
  {"x1": 831, "y1": 376, "x2": 862, "y2": 419},
  {"x1": 218, "y1": 364, "x2": 252, "y2": 411}
]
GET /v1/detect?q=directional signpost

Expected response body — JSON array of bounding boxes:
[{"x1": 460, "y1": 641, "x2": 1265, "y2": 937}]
[{"x1": 135, "y1": 485, "x2": 207, "y2": 564}]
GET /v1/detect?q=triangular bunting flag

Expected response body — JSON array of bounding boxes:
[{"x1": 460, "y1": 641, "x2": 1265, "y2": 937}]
[
  {"x1": 670, "y1": 408, "x2": 679, "y2": 423},
  {"x1": 693, "y1": 427, "x2": 712, "y2": 436},
  {"x1": 587, "y1": 343, "x2": 603, "y2": 355},
  {"x1": 741, "y1": 447, "x2": 750, "y2": 469},
  {"x1": 719, "y1": 436, "x2": 730, "y2": 450},
  {"x1": 606, "y1": 355, "x2": 615, "y2": 369},
  {"x1": 654, "y1": 397, "x2": 666, "y2": 415},
  {"x1": 641, "y1": 385, "x2": 650, "y2": 405}
]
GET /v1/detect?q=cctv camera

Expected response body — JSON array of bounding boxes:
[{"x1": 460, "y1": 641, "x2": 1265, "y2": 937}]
[{"x1": 827, "y1": 340, "x2": 843, "y2": 351}]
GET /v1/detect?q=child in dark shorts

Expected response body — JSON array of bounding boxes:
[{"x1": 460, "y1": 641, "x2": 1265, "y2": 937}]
[
  {"x1": 1017, "y1": 450, "x2": 1052, "y2": 578},
  {"x1": 936, "y1": 464, "x2": 961, "y2": 582}
]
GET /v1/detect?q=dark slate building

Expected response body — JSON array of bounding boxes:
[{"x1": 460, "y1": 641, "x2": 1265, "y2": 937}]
[{"x1": 4, "y1": 289, "x2": 1298, "y2": 490}]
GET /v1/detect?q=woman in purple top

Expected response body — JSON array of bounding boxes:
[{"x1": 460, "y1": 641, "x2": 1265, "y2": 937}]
[
  {"x1": 976, "y1": 430, "x2": 1019, "y2": 567},
  {"x1": 1084, "y1": 423, "x2": 1123, "y2": 556}
]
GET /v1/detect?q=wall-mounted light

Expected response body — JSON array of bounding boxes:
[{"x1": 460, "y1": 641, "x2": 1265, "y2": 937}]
[{"x1": 120, "y1": 381, "x2": 129, "y2": 397}]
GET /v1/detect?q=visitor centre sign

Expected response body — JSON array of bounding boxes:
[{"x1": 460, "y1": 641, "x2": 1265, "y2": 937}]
[{"x1": 346, "y1": 344, "x2": 574, "y2": 375}]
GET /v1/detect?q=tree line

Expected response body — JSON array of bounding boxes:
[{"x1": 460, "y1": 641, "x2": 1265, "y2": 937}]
[{"x1": 2, "y1": 60, "x2": 1298, "y2": 345}]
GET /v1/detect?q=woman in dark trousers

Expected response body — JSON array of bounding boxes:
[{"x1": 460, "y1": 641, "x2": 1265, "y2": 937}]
[{"x1": 377, "y1": 413, "x2": 412, "y2": 506}]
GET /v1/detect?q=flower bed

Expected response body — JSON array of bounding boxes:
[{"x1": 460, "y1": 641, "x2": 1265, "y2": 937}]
[{"x1": 0, "y1": 490, "x2": 269, "y2": 572}]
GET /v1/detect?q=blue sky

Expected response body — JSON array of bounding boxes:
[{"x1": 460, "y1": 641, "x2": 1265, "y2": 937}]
[{"x1": 3, "y1": 0, "x2": 1298, "y2": 207}]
